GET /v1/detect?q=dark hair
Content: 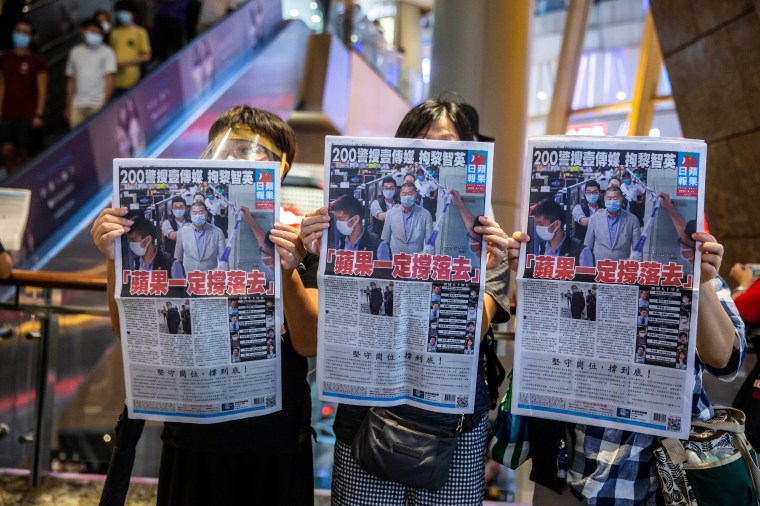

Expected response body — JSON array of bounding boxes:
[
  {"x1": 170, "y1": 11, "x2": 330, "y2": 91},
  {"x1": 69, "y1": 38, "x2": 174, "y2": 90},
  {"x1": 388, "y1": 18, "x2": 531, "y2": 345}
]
[
  {"x1": 81, "y1": 18, "x2": 103, "y2": 32},
  {"x1": 533, "y1": 198, "x2": 564, "y2": 223},
  {"x1": 637, "y1": 345, "x2": 645, "y2": 352},
  {"x1": 129, "y1": 217, "x2": 154, "y2": 240},
  {"x1": 400, "y1": 182, "x2": 416, "y2": 192},
  {"x1": 679, "y1": 331, "x2": 688, "y2": 339},
  {"x1": 584, "y1": 180, "x2": 601, "y2": 191},
  {"x1": 381, "y1": 176, "x2": 396, "y2": 187},
  {"x1": 208, "y1": 105, "x2": 296, "y2": 164},
  {"x1": 114, "y1": 0, "x2": 136, "y2": 13},
  {"x1": 191, "y1": 201, "x2": 209, "y2": 214},
  {"x1": 394, "y1": 99, "x2": 473, "y2": 141},
  {"x1": 171, "y1": 196, "x2": 186, "y2": 205},
  {"x1": 332, "y1": 194, "x2": 363, "y2": 219},
  {"x1": 604, "y1": 186, "x2": 622, "y2": 198},
  {"x1": 94, "y1": 9, "x2": 112, "y2": 20}
]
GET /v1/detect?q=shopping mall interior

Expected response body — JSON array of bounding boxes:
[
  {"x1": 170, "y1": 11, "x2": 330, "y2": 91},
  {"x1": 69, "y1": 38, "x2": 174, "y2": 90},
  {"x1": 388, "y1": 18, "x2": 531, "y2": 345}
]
[{"x1": 1, "y1": 0, "x2": 759, "y2": 503}]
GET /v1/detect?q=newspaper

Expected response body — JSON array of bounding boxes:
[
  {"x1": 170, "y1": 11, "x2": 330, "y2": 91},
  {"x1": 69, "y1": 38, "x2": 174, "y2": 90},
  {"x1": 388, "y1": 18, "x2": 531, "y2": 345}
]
[
  {"x1": 0, "y1": 188, "x2": 31, "y2": 250},
  {"x1": 316, "y1": 136, "x2": 493, "y2": 414},
  {"x1": 113, "y1": 159, "x2": 282, "y2": 423},
  {"x1": 512, "y1": 136, "x2": 705, "y2": 439}
]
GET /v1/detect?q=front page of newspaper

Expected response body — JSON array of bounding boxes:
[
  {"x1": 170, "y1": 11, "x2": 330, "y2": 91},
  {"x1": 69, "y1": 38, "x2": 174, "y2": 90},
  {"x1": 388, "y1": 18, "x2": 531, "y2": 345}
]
[
  {"x1": 316, "y1": 136, "x2": 493, "y2": 414},
  {"x1": 512, "y1": 137, "x2": 705, "y2": 439},
  {"x1": 113, "y1": 159, "x2": 282, "y2": 423}
]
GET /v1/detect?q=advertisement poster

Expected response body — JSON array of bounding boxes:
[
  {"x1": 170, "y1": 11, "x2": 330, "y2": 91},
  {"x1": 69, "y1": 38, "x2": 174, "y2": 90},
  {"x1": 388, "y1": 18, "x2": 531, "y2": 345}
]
[
  {"x1": 316, "y1": 136, "x2": 493, "y2": 414},
  {"x1": 113, "y1": 158, "x2": 282, "y2": 423},
  {"x1": 512, "y1": 136, "x2": 706, "y2": 438}
]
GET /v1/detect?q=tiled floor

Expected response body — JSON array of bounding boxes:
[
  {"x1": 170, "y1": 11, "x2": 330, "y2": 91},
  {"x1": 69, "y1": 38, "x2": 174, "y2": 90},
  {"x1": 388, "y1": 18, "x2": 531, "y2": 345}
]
[{"x1": 0, "y1": 473, "x2": 531, "y2": 505}]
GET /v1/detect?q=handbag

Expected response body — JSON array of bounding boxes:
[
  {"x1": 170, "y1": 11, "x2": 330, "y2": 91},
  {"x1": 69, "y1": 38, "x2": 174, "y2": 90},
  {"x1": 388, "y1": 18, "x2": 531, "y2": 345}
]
[
  {"x1": 654, "y1": 406, "x2": 760, "y2": 506},
  {"x1": 352, "y1": 407, "x2": 461, "y2": 491},
  {"x1": 488, "y1": 370, "x2": 530, "y2": 469}
]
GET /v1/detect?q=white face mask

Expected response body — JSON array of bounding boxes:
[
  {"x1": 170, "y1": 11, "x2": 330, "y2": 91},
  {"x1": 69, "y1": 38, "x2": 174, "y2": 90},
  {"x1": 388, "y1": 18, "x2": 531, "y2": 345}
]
[
  {"x1": 129, "y1": 237, "x2": 148, "y2": 257},
  {"x1": 535, "y1": 221, "x2": 558, "y2": 241},
  {"x1": 336, "y1": 217, "x2": 355, "y2": 236}
]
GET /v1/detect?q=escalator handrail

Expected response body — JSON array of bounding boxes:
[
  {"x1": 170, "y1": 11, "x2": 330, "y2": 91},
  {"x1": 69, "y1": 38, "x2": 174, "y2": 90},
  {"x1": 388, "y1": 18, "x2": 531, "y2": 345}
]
[{"x1": 0, "y1": 270, "x2": 106, "y2": 291}]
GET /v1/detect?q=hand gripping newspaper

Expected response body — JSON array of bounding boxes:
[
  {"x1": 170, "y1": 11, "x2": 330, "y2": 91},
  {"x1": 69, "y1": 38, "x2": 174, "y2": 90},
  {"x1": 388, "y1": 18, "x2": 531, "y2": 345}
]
[
  {"x1": 113, "y1": 158, "x2": 283, "y2": 423},
  {"x1": 316, "y1": 136, "x2": 493, "y2": 414},
  {"x1": 512, "y1": 136, "x2": 706, "y2": 438}
]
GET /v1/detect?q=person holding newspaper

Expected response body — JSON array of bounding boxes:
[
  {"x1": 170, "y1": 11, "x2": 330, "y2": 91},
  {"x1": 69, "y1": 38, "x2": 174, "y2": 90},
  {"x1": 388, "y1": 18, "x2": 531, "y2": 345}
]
[
  {"x1": 91, "y1": 106, "x2": 320, "y2": 505},
  {"x1": 506, "y1": 224, "x2": 745, "y2": 505},
  {"x1": 301, "y1": 98, "x2": 511, "y2": 506}
]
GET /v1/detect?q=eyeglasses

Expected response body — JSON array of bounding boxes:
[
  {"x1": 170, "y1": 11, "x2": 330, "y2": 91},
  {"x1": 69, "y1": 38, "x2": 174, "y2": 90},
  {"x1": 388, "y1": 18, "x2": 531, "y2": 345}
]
[{"x1": 207, "y1": 139, "x2": 280, "y2": 162}]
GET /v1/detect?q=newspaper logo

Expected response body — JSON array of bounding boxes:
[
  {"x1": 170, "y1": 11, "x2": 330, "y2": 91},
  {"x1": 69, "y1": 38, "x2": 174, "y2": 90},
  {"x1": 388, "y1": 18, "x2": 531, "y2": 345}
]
[
  {"x1": 675, "y1": 152, "x2": 699, "y2": 197},
  {"x1": 616, "y1": 408, "x2": 631, "y2": 419},
  {"x1": 255, "y1": 169, "x2": 275, "y2": 209},
  {"x1": 465, "y1": 150, "x2": 487, "y2": 194}
]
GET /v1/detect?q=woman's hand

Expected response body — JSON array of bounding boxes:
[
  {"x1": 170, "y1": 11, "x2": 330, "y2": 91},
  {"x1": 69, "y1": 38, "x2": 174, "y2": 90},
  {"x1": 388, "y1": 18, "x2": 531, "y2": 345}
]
[
  {"x1": 300, "y1": 207, "x2": 330, "y2": 255},
  {"x1": 269, "y1": 223, "x2": 307, "y2": 272},
  {"x1": 729, "y1": 263, "x2": 753, "y2": 288},
  {"x1": 91, "y1": 208, "x2": 132, "y2": 261},
  {"x1": 693, "y1": 232, "x2": 723, "y2": 284},
  {"x1": 506, "y1": 231, "x2": 529, "y2": 272},
  {"x1": 473, "y1": 216, "x2": 508, "y2": 270}
]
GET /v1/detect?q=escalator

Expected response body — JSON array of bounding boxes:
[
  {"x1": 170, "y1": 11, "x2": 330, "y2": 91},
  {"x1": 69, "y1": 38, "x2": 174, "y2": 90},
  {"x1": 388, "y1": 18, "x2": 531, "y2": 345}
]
[{"x1": 0, "y1": 0, "x2": 412, "y2": 482}]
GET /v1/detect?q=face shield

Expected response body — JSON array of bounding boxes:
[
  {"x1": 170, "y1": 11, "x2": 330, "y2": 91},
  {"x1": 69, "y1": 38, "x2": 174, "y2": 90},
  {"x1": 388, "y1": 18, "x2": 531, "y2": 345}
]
[{"x1": 200, "y1": 125, "x2": 288, "y2": 177}]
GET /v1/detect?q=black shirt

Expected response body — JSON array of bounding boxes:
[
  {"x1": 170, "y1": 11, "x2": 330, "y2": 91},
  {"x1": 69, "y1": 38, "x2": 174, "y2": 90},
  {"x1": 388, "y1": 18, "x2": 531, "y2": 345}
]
[
  {"x1": 333, "y1": 257, "x2": 512, "y2": 444},
  {"x1": 161, "y1": 254, "x2": 319, "y2": 454}
]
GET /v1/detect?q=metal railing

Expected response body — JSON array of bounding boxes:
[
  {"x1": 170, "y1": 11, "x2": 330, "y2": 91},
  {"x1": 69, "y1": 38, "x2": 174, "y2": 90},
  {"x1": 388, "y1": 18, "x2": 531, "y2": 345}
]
[{"x1": 0, "y1": 270, "x2": 107, "y2": 486}]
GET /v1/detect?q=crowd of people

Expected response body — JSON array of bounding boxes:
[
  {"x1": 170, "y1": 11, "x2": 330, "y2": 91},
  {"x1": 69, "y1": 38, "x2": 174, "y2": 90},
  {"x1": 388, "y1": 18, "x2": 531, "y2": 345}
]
[
  {"x1": 0, "y1": 0, "x2": 251, "y2": 173},
  {"x1": 87, "y1": 99, "x2": 752, "y2": 506}
]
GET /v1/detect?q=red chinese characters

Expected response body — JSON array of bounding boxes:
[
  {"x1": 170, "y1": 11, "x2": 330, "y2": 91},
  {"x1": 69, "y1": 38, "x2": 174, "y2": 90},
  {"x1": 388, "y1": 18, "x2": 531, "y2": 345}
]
[
  {"x1": 392, "y1": 253, "x2": 412, "y2": 279},
  {"x1": 334, "y1": 250, "x2": 355, "y2": 275},
  {"x1": 412, "y1": 254, "x2": 432, "y2": 280},
  {"x1": 130, "y1": 270, "x2": 150, "y2": 295},
  {"x1": 533, "y1": 255, "x2": 557, "y2": 279},
  {"x1": 246, "y1": 271, "x2": 267, "y2": 294},
  {"x1": 226, "y1": 270, "x2": 248, "y2": 295},
  {"x1": 595, "y1": 260, "x2": 618, "y2": 283},
  {"x1": 450, "y1": 256, "x2": 472, "y2": 282},
  {"x1": 354, "y1": 251, "x2": 374, "y2": 276},
  {"x1": 149, "y1": 270, "x2": 169, "y2": 295}
]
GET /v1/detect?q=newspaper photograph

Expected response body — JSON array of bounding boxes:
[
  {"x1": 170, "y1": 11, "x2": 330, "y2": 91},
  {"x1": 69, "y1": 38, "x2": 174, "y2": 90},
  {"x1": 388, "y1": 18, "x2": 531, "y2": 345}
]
[
  {"x1": 113, "y1": 158, "x2": 282, "y2": 423},
  {"x1": 316, "y1": 136, "x2": 493, "y2": 414},
  {"x1": 512, "y1": 136, "x2": 706, "y2": 439}
]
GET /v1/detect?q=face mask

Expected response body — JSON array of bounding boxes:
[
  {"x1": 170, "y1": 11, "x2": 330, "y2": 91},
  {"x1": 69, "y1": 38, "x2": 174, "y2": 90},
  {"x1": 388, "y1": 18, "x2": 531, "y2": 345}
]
[
  {"x1": 191, "y1": 214, "x2": 206, "y2": 227},
  {"x1": 336, "y1": 218, "x2": 355, "y2": 236},
  {"x1": 12, "y1": 32, "x2": 30, "y2": 49},
  {"x1": 173, "y1": 209, "x2": 185, "y2": 219},
  {"x1": 100, "y1": 21, "x2": 111, "y2": 33},
  {"x1": 623, "y1": 179, "x2": 631, "y2": 185},
  {"x1": 400, "y1": 195, "x2": 415, "y2": 208},
  {"x1": 116, "y1": 11, "x2": 132, "y2": 24},
  {"x1": 535, "y1": 221, "x2": 557, "y2": 241},
  {"x1": 84, "y1": 32, "x2": 103, "y2": 47},
  {"x1": 586, "y1": 194, "x2": 599, "y2": 204},
  {"x1": 129, "y1": 238, "x2": 148, "y2": 257},
  {"x1": 382, "y1": 189, "x2": 395, "y2": 200},
  {"x1": 417, "y1": 175, "x2": 424, "y2": 182},
  {"x1": 605, "y1": 200, "x2": 621, "y2": 213}
]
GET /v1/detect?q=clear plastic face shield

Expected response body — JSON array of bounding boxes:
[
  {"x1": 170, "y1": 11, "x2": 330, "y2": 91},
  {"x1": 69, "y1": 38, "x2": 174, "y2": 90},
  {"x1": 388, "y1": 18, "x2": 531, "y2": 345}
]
[{"x1": 200, "y1": 125, "x2": 288, "y2": 177}]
